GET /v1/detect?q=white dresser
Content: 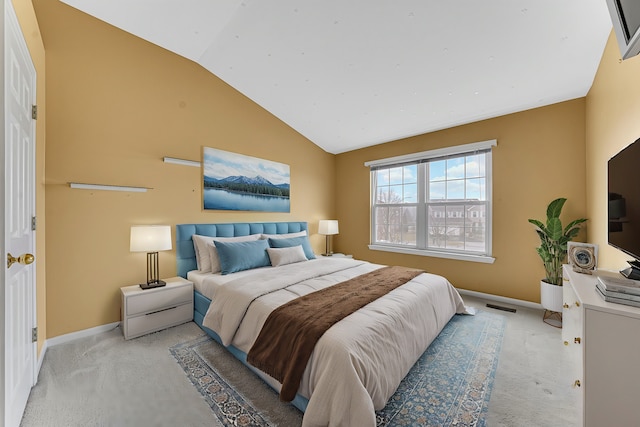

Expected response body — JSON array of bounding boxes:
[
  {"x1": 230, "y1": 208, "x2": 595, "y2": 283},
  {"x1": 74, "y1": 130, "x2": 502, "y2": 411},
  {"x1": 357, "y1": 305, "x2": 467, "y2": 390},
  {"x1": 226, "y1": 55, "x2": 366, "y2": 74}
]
[
  {"x1": 563, "y1": 264, "x2": 640, "y2": 426},
  {"x1": 121, "y1": 276, "x2": 193, "y2": 340}
]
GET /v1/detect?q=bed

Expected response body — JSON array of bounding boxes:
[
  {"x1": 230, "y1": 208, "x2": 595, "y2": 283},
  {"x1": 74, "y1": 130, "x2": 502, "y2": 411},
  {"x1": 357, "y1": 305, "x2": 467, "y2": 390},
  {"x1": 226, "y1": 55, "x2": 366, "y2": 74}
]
[{"x1": 176, "y1": 221, "x2": 467, "y2": 427}]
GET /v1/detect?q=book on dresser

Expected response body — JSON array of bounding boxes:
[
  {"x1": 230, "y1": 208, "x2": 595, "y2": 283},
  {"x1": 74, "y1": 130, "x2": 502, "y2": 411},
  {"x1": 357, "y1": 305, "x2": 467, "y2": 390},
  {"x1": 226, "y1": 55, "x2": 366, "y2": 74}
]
[{"x1": 596, "y1": 275, "x2": 640, "y2": 307}]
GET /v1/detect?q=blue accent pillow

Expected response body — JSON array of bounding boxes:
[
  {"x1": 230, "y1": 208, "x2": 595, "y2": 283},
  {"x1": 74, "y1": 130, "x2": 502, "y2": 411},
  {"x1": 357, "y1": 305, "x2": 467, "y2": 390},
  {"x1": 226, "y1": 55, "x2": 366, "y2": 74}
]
[
  {"x1": 215, "y1": 239, "x2": 271, "y2": 275},
  {"x1": 268, "y1": 236, "x2": 316, "y2": 260}
]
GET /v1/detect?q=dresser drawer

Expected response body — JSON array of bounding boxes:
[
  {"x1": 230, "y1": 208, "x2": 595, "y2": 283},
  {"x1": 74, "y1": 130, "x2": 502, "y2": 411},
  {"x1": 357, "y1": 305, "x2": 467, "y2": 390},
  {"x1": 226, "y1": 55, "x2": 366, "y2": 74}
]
[
  {"x1": 125, "y1": 302, "x2": 193, "y2": 339},
  {"x1": 126, "y1": 284, "x2": 192, "y2": 316},
  {"x1": 562, "y1": 277, "x2": 583, "y2": 345}
]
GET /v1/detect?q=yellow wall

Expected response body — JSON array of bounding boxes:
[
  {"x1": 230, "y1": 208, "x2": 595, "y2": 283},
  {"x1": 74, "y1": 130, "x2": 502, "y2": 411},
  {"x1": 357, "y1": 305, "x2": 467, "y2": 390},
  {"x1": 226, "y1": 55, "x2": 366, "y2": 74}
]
[
  {"x1": 335, "y1": 99, "x2": 587, "y2": 303},
  {"x1": 29, "y1": 2, "x2": 640, "y2": 336},
  {"x1": 11, "y1": 0, "x2": 47, "y2": 355},
  {"x1": 586, "y1": 32, "x2": 640, "y2": 271},
  {"x1": 33, "y1": 0, "x2": 335, "y2": 337}
]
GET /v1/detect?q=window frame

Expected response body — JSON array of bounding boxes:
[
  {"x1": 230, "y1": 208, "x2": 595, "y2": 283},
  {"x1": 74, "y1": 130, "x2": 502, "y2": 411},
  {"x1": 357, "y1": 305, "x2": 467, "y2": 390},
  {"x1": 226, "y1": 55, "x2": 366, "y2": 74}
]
[{"x1": 365, "y1": 140, "x2": 497, "y2": 264}]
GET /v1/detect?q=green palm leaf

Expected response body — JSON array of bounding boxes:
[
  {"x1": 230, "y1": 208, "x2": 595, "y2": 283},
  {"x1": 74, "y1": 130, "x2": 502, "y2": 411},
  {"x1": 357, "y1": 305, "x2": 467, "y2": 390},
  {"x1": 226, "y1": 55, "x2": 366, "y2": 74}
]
[{"x1": 528, "y1": 198, "x2": 587, "y2": 286}]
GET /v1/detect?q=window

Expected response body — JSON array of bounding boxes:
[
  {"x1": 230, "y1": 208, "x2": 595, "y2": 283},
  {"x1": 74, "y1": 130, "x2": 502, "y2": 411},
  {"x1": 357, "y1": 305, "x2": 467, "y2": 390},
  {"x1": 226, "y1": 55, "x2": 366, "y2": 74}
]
[{"x1": 366, "y1": 140, "x2": 496, "y2": 263}]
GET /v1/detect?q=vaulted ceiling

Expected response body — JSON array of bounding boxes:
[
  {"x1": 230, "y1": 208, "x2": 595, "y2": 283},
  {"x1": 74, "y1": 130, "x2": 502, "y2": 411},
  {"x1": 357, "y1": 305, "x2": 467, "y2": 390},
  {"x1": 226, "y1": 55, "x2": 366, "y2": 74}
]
[{"x1": 60, "y1": 0, "x2": 612, "y2": 154}]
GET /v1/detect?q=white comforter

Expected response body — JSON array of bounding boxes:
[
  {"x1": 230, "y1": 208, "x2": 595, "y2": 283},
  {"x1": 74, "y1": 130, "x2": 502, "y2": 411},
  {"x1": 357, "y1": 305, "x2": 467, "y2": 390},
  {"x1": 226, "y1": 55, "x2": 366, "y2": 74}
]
[{"x1": 202, "y1": 258, "x2": 466, "y2": 427}]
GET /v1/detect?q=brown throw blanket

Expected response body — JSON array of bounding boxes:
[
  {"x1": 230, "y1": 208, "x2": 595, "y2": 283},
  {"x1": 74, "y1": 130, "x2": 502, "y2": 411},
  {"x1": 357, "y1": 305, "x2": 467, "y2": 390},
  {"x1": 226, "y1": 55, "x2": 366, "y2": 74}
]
[{"x1": 246, "y1": 265, "x2": 424, "y2": 402}]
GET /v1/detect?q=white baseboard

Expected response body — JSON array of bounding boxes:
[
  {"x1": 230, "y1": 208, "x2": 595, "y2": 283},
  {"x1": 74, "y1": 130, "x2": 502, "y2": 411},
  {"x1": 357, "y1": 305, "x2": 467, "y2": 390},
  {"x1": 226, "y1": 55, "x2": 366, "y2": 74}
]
[
  {"x1": 36, "y1": 340, "x2": 48, "y2": 376},
  {"x1": 35, "y1": 293, "x2": 537, "y2": 348},
  {"x1": 46, "y1": 321, "x2": 121, "y2": 348},
  {"x1": 32, "y1": 291, "x2": 537, "y2": 377},
  {"x1": 456, "y1": 288, "x2": 543, "y2": 311}
]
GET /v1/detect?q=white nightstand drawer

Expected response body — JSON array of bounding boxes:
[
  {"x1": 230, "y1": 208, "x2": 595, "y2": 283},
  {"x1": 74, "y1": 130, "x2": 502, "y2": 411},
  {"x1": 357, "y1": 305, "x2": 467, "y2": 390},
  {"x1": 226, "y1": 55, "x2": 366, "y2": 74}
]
[
  {"x1": 126, "y1": 302, "x2": 193, "y2": 339},
  {"x1": 126, "y1": 284, "x2": 192, "y2": 316}
]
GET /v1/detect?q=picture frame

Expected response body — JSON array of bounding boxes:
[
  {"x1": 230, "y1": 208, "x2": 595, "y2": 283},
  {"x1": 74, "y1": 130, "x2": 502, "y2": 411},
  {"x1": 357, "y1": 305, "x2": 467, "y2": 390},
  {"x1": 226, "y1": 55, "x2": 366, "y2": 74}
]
[
  {"x1": 567, "y1": 242, "x2": 598, "y2": 274},
  {"x1": 202, "y1": 147, "x2": 290, "y2": 212}
]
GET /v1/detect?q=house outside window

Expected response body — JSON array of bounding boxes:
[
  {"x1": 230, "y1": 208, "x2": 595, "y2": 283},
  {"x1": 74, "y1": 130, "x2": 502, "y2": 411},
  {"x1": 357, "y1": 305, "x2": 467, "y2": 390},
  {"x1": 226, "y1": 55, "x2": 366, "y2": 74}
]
[{"x1": 365, "y1": 140, "x2": 496, "y2": 264}]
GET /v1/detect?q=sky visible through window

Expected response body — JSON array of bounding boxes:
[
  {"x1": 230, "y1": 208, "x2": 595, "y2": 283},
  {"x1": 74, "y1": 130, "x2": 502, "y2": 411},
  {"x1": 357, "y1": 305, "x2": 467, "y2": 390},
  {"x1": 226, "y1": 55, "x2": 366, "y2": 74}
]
[{"x1": 376, "y1": 153, "x2": 486, "y2": 204}]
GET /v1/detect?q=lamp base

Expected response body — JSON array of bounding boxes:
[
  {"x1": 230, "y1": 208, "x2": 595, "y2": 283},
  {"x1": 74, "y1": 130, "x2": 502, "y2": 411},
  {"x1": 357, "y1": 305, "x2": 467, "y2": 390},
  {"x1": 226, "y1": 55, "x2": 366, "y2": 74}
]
[{"x1": 139, "y1": 280, "x2": 166, "y2": 290}]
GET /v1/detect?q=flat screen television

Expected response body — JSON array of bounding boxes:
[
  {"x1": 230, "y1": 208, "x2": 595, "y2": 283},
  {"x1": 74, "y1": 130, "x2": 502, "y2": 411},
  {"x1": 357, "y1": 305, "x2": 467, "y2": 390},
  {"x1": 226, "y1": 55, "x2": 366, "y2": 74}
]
[
  {"x1": 606, "y1": 0, "x2": 640, "y2": 60},
  {"x1": 608, "y1": 138, "x2": 640, "y2": 279}
]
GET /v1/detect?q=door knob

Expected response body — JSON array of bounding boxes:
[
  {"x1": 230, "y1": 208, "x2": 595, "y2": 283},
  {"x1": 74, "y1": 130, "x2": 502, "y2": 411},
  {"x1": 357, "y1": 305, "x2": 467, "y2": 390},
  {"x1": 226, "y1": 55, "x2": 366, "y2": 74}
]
[{"x1": 7, "y1": 253, "x2": 34, "y2": 269}]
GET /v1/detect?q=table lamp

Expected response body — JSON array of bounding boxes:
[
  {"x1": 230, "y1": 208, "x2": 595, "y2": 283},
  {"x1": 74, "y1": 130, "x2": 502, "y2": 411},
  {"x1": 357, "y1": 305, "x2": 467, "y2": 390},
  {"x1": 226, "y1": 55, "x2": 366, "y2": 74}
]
[
  {"x1": 130, "y1": 225, "x2": 172, "y2": 289},
  {"x1": 318, "y1": 220, "x2": 339, "y2": 256}
]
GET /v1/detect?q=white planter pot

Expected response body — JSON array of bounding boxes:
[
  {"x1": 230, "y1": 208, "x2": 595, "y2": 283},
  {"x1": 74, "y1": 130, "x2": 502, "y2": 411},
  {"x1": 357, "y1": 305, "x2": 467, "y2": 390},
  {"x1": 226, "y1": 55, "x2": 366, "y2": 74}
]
[{"x1": 540, "y1": 280, "x2": 563, "y2": 312}]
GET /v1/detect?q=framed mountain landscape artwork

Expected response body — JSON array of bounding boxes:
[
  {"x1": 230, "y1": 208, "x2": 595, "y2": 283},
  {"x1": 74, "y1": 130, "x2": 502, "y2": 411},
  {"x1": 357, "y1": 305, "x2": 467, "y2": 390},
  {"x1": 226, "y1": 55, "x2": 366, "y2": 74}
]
[{"x1": 202, "y1": 147, "x2": 290, "y2": 212}]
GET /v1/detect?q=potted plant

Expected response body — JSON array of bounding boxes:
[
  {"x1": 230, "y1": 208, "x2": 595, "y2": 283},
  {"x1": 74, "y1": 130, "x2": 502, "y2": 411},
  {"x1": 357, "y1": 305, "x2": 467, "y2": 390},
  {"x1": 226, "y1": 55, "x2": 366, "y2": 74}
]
[{"x1": 528, "y1": 197, "x2": 587, "y2": 313}]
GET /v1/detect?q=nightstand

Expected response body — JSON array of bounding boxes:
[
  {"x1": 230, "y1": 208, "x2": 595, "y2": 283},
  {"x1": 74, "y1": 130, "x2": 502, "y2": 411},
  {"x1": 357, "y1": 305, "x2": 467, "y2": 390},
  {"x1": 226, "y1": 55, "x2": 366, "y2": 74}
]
[
  {"x1": 330, "y1": 253, "x2": 353, "y2": 259},
  {"x1": 121, "y1": 276, "x2": 193, "y2": 340}
]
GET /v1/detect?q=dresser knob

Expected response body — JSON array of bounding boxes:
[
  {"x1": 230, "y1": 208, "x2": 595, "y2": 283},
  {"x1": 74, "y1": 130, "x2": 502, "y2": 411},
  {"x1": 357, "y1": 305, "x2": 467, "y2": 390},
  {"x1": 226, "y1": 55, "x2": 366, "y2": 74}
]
[
  {"x1": 573, "y1": 380, "x2": 581, "y2": 388},
  {"x1": 564, "y1": 341, "x2": 569, "y2": 346},
  {"x1": 563, "y1": 303, "x2": 570, "y2": 309}
]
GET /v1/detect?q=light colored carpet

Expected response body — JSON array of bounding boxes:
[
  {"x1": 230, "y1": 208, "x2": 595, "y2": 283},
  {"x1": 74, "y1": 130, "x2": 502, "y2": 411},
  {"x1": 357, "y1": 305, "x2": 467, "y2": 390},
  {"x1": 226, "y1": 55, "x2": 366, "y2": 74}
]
[
  {"x1": 20, "y1": 322, "x2": 222, "y2": 427},
  {"x1": 478, "y1": 295, "x2": 581, "y2": 427},
  {"x1": 20, "y1": 295, "x2": 580, "y2": 426}
]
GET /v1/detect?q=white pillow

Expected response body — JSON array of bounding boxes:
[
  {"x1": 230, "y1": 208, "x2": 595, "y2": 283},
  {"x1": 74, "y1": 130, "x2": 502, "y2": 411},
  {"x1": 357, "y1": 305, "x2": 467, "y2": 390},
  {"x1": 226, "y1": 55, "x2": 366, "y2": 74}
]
[
  {"x1": 192, "y1": 234, "x2": 261, "y2": 273},
  {"x1": 260, "y1": 230, "x2": 307, "y2": 240},
  {"x1": 267, "y1": 245, "x2": 308, "y2": 267}
]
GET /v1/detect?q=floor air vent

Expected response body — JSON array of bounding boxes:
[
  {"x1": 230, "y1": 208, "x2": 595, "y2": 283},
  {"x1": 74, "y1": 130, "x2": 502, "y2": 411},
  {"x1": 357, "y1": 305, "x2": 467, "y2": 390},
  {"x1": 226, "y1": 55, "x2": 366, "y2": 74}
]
[{"x1": 486, "y1": 303, "x2": 516, "y2": 313}]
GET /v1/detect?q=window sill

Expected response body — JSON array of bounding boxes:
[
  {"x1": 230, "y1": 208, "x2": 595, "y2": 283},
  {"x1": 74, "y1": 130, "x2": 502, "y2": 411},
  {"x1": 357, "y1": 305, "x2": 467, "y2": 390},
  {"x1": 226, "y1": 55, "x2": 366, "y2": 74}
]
[{"x1": 368, "y1": 244, "x2": 495, "y2": 264}]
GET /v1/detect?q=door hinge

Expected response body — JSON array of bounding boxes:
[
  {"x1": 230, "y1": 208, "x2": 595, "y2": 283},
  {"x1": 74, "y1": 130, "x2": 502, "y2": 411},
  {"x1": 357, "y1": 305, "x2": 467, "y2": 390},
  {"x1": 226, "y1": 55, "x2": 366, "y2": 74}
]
[
  {"x1": 32, "y1": 105, "x2": 38, "y2": 120},
  {"x1": 32, "y1": 327, "x2": 38, "y2": 343},
  {"x1": 32, "y1": 216, "x2": 37, "y2": 231}
]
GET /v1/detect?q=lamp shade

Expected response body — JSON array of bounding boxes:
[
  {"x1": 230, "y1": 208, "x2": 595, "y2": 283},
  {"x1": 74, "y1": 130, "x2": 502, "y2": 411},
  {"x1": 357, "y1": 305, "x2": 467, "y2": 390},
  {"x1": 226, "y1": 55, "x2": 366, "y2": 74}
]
[
  {"x1": 318, "y1": 220, "x2": 339, "y2": 235},
  {"x1": 130, "y1": 225, "x2": 172, "y2": 252}
]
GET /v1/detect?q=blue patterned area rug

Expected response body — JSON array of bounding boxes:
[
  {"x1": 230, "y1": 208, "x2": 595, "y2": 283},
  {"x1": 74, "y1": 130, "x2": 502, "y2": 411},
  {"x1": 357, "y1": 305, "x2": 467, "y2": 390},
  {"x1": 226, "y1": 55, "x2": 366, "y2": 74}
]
[{"x1": 170, "y1": 310, "x2": 505, "y2": 427}]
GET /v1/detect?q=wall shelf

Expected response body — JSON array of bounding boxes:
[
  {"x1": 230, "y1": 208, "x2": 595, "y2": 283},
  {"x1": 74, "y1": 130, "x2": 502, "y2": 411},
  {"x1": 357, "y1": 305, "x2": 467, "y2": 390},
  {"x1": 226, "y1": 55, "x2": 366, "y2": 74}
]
[
  {"x1": 163, "y1": 157, "x2": 201, "y2": 167},
  {"x1": 69, "y1": 182, "x2": 150, "y2": 192}
]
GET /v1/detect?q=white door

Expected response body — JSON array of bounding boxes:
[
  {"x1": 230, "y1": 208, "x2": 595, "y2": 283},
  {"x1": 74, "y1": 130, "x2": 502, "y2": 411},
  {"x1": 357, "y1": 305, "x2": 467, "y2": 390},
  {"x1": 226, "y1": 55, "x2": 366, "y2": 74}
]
[{"x1": 2, "y1": 1, "x2": 38, "y2": 426}]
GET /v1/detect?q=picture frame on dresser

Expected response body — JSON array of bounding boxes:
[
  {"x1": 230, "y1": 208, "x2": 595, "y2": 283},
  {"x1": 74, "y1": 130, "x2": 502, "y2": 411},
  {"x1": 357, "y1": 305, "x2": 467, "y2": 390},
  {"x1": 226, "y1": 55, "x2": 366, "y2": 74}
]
[{"x1": 567, "y1": 242, "x2": 597, "y2": 274}]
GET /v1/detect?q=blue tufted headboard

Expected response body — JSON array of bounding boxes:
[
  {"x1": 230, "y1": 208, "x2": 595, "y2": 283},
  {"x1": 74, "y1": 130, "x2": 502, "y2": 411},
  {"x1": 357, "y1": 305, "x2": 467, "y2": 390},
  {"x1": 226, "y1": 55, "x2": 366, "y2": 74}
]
[{"x1": 175, "y1": 221, "x2": 309, "y2": 278}]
